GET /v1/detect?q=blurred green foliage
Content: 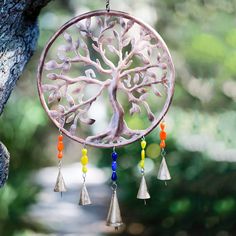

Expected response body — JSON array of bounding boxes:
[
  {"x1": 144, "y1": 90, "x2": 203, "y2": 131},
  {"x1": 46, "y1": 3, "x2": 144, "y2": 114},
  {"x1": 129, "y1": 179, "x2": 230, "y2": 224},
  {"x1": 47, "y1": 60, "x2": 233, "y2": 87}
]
[{"x1": 1, "y1": 0, "x2": 236, "y2": 235}]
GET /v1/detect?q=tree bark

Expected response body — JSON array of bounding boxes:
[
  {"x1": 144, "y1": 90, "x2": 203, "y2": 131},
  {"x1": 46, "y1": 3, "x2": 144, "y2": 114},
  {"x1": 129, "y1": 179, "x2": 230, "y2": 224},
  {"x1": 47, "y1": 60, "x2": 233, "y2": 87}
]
[{"x1": 0, "y1": 0, "x2": 52, "y2": 187}]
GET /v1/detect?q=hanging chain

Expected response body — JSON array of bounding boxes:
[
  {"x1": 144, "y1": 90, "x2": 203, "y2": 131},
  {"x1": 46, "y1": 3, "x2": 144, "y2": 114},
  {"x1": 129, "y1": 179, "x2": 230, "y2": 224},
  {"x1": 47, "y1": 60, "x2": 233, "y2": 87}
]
[{"x1": 106, "y1": 0, "x2": 110, "y2": 12}]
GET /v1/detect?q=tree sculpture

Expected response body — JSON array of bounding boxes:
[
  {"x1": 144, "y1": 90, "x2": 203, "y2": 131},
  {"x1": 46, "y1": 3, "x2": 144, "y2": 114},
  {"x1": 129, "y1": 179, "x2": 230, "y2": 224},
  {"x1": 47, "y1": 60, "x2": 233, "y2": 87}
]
[{"x1": 38, "y1": 11, "x2": 175, "y2": 147}]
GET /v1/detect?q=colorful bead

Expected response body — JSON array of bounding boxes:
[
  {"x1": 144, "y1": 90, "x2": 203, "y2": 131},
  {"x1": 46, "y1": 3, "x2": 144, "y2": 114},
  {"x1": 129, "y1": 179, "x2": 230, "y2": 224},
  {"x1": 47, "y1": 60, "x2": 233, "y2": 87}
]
[
  {"x1": 57, "y1": 142, "x2": 64, "y2": 151},
  {"x1": 82, "y1": 148, "x2": 87, "y2": 155},
  {"x1": 112, "y1": 161, "x2": 117, "y2": 171},
  {"x1": 160, "y1": 121, "x2": 165, "y2": 130},
  {"x1": 82, "y1": 166, "x2": 88, "y2": 173},
  {"x1": 57, "y1": 151, "x2": 63, "y2": 159},
  {"x1": 160, "y1": 131, "x2": 167, "y2": 140},
  {"x1": 81, "y1": 155, "x2": 88, "y2": 165},
  {"x1": 112, "y1": 152, "x2": 118, "y2": 161},
  {"x1": 57, "y1": 134, "x2": 64, "y2": 159},
  {"x1": 139, "y1": 160, "x2": 145, "y2": 168},
  {"x1": 159, "y1": 120, "x2": 167, "y2": 149},
  {"x1": 141, "y1": 150, "x2": 145, "y2": 160},
  {"x1": 81, "y1": 148, "x2": 89, "y2": 174},
  {"x1": 111, "y1": 171, "x2": 117, "y2": 181},
  {"x1": 141, "y1": 140, "x2": 147, "y2": 149},
  {"x1": 160, "y1": 140, "x2": 166, "y2": 148}
]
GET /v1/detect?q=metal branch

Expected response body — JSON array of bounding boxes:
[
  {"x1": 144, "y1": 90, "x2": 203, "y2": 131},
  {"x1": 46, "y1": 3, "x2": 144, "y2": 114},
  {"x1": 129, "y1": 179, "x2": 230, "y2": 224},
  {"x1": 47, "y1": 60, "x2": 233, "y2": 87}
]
[
  {"x1": 120, "y1": 64, "x2": 161, "y2": 78},
  {"x1": 55, "y1": 74, "x2": 107, "y2": 86},
  {"x1": 69, "y1": 56, "x2": 112, "y2": 74}
]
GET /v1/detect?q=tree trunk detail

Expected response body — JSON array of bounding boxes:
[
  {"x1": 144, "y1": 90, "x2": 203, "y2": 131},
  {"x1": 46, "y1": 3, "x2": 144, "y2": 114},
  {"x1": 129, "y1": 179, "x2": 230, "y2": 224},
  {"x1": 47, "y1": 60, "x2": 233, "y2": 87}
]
[{"x1": 0, "y1": 0, "x2": 52, "y2": 187}]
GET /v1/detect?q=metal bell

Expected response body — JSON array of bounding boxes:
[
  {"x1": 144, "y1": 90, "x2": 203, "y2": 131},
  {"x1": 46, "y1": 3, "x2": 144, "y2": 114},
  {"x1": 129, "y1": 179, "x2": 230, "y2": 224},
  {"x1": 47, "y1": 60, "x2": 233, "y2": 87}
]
[
  {"x1": 137, "y1": 175, "x2": 150, "y2": 200},
  {"x1": 106, "y1": 190, "x2": 123, "y2": 230},
  {"x1": 79, "y1": 183, "x2": 92, "y2": 206},
  {"x1": 157, "y1": 157, "x2": 171, "y2": 181},
  {"x1": 54, "y1": 170, "x2": 67, "y2": 192}
]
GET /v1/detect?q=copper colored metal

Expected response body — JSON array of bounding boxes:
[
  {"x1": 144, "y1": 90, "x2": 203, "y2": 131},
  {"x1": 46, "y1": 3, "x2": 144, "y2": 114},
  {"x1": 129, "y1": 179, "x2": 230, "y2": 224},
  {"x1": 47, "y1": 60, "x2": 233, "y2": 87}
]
[{"x1": 37, "y1": 10, "x2": 175, "y2": 148}]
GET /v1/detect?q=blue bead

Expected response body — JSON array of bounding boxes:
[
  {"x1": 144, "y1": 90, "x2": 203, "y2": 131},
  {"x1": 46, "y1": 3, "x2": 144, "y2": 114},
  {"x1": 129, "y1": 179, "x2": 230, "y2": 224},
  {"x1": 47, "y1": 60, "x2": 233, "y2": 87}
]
[
  {"x1": 111, "y1": 171, "x2": 117, "y2": 181},
  {"x1": 112, "y1": 152, "x2": 118, "y2": 161},
  {"x1": 112, "y1": 161, "x2": 117, "y2": 171}
]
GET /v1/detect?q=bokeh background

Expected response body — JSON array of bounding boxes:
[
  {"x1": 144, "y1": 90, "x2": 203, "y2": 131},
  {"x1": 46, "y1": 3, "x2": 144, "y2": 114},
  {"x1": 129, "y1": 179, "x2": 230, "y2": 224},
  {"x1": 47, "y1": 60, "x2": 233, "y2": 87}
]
[{"x1": 1, "y1": 0, "x2": 236, "y2": 235}]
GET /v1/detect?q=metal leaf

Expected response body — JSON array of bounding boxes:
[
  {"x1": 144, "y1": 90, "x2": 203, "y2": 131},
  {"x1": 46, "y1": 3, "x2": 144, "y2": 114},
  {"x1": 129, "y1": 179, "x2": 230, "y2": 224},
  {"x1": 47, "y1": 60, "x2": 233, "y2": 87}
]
[
  {"x1": 49, "y1": 110, "x2": 59, "y2": 119},
  {"x1": 130, "y1": 103, "x2": 141, "y2": 115},
  {"x1": 45, "y1": 60, "x2": 61, "y2": 70},
  {"x1": 66, "y1": 113, "x2": 75, "y2": 123},
  {"x1": 58, "y1": 105, "x2": 65, "y2": 114},
  {"x1": 85, "y1": 69, "x2": 96, "y2": 78},
  {"x1": 47, "y1": 73, "x2": 58, "y2": 81},
  {"x1": 66, "y1": 94, "x2": 75, "y2": 107},
  {"x1": 133, "y1": 74, "x2": 140, "y2": 84},
  {"x1": 42, "y1": 84, "x2": 57, "y2": 92},
  {"x1": 63, "y1": 32, "x2": 72, "y2": 44},
  {"x1": 62, "y1": 61, "x2": 71, "y2": 73},
  {"x1": 70, "y1": 124, "x2": 77, "y2": 135}
]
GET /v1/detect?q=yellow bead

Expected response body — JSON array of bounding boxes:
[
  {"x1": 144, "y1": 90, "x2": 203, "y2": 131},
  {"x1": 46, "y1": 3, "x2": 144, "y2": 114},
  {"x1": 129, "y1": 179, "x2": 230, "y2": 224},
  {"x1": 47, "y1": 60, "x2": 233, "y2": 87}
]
[
  {"x1": 141, "y1": 150, "x2": 145, "y2": 160},
  {"x1": 82, "y1": 148, "x2": 87, "y2": 156},
  {"x1": 139, "y1": 160, "x2": 145, "y2": 168},
  {"x1": 141, "y1": 140, "x2": 146, "y2": 149},
  {"x1": 81, "y1": 155, "x2": 88, "y2": 165},
  {"x1": 82, "y1": 166, "x2": 88, "y2": 173}
]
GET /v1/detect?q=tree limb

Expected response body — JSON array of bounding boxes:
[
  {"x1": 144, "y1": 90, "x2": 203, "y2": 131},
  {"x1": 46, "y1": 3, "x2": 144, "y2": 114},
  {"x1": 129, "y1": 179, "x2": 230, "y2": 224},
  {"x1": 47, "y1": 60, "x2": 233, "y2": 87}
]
[{"x1": 0, "y1": 0, "x2": 52, "y2": 187}]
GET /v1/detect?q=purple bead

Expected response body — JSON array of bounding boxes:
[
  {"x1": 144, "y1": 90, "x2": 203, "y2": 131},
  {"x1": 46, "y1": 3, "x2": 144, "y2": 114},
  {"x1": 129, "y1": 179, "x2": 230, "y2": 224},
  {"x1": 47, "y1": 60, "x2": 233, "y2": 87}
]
[
  {"x1": 112, "y1": 161, "x2": 117, "y2": 171},
  {"x1": 112, "y1": 152, "x2": 118, "y2": 161},
  {"x1": 111, "y1": 171, "x2": 117, "y2": 181}
]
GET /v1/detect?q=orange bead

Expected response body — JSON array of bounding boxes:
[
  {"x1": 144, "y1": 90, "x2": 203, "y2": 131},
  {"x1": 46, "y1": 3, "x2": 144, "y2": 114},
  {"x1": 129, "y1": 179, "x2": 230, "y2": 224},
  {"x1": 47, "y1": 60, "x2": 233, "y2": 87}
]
[
  {"x1": 160, "y1": 131, "x2": 167, "y2": 140},
  {"x1": 58, "y1": 151, "x2": 63, "y2": 159},
  {"x1": 58, "y1": 135, "x2": 63, "y2": 141},
  {"x1": 160, "y1": 122, "x2": 165, "y2": 130},
  {"x1": 57, "y1": 141, "x2": 64, "y2": 151},
  {"x1": 160, "y1": 140, "x2": 166, "y2": 148}
]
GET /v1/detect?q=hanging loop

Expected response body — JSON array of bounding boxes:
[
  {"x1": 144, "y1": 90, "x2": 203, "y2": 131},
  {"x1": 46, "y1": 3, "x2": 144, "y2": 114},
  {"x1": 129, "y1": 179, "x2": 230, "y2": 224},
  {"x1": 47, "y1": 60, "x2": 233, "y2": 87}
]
[
  {"x1": 111, "y1": 181, "x2": 117, "y2": 191},
  {"x1": 106, "y1": 0, "x2": 110, "y2": 12}
]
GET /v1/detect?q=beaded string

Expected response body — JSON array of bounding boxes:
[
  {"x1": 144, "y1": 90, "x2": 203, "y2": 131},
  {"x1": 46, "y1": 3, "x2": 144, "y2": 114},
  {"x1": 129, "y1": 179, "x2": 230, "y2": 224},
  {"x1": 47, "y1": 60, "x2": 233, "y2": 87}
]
[
  {"x1": 81, "y1": 146, "x2": 88, "y2": 180},
  {"x1": 57, "y1": 132, "x2": 64, "y2": 197},
  {"x1": 139, "y1": 137, "x2": 147, "y2": 173},
  {"x1": 111, "y1": 147, "x2": 118, "y2": 182},
  {"x1": 159, "y1": 120, "x2": 168, "y2": 186}
]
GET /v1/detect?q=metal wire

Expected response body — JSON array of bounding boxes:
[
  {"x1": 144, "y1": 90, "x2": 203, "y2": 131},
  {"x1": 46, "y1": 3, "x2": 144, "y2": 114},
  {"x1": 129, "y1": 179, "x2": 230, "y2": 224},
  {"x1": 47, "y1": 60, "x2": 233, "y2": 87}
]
[{"x1": 106, "y1": 0, "x2": 110, "y2": 12}]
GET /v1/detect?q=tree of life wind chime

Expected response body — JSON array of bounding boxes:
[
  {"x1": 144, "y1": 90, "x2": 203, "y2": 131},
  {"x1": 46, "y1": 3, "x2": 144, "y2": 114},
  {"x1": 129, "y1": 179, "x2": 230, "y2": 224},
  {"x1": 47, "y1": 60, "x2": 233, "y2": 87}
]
[{"x1": 37, "y1": 0, "x2": 175, "y2": 230}]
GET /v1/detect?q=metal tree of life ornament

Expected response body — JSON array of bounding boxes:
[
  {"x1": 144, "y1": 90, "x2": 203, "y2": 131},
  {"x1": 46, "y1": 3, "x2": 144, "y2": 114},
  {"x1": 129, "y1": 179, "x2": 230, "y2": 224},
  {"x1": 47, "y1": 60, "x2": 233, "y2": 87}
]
[{"x1": 37, "y1": 10, "x2": 175, "y2": 148}]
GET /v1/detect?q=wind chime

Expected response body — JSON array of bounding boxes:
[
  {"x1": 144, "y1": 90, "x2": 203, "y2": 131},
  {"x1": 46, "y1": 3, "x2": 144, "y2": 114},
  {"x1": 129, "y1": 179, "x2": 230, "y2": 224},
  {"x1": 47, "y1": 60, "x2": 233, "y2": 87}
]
[{"x1": 37, "y1": 0, "x2": 175, "y2": 230}]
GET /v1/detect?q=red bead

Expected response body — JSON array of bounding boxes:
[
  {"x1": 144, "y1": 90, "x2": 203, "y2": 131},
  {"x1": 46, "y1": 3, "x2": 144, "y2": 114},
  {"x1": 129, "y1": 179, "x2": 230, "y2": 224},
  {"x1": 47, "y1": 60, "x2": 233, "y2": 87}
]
[
  {"x1": 58, "y1": 151, "x2": 63, "y2": 159},
  {"x1": 160, "y1": 140, "x2": 166, "y2": 148},
  {"x1": 57, "y1": 141, "x2": 64, "y2": 151},
  {"x1": 160, "y1": 122, "x2": 165, "y2": 130},
  {"x1": 58, "y1": 135, "x2": 63, "y2": 141},
  {"x1": 160, "y1": 131, "x2": 167, "y2": 140}
]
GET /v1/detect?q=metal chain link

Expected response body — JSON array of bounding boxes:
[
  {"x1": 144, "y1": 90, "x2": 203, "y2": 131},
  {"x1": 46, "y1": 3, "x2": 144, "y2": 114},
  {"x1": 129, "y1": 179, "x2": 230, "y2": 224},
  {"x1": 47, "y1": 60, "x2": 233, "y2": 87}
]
[{"x1": 106, "y1": 0, "x2": 110, "y2": 12}]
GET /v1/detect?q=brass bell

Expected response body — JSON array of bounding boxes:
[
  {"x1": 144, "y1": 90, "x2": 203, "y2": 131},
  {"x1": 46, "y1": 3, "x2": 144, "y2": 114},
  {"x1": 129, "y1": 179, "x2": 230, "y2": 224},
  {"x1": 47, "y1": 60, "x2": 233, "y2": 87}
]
[
  {"x1": 137, "y1": 175, "x2": 150, "y2": 200},
  {"x1": 106, "y1": 190, "x2": 123, "y2": 230},
  {"x1": 54, "y1": 170, "x2": 67, "y2": 192},
  {"x1": 79, "y1": 183, "x2": 92, "y2": 206},
  {"x1": 157, "y1": 157, "x2": 171, "y2": 181}
]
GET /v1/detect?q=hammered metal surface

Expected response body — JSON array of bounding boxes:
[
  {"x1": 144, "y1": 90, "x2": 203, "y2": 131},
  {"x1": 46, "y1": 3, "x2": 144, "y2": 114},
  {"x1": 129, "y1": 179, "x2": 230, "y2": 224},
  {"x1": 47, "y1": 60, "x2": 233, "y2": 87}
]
[{"x1": 37, "y1": 10, "x2": 175, "y2": 148}]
